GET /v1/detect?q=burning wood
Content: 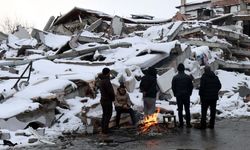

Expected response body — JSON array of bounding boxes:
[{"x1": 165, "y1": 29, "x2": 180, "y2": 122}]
[{"x1": 139, "y1": 108, "x2": 160, "y2": 133}]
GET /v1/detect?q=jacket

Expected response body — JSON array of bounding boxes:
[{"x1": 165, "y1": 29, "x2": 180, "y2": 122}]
[
  {"x1": 199, "y1": 71, "x2": 221, "y2": 101},
  {"x1": 97, "y1": 74, "x2": 115, "y2": 102},
  {"x1": 139, "y1": 70, "x2": 157, "y2": 98},
  {"x1": 114, "y1": 90, "x2": 132, "y2": 108},
  {"x1": 172, "y1": 71, "x2": 193, "y2": 98}
]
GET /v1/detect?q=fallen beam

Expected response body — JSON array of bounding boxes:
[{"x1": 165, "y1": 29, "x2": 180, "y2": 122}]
[
  {"x1": 0, "y1": 42, "x2": 132, "y2": 67},
  {"x1": 215, "y1": 59, "x2": 250, "y2": 69},
  {"x1": 180, "y1": 39, "x2": 231, "y2": 49},
  {"x1": 230, "y1": 48, "x2": 250, "y2": 57},
  {"x1": 178, "y1": 27, "x2": 202, "y2": 37},
  {"x1": 78, "y1": 36, "x2": 107, "y2": 44},
  {"x1": 167, "y1": 22, "x2": 184, "y2": 42},
  {"x1": 54, "y1": 59, "x2": 115, "y2": 66},
  {"x1": 85, "y1": 18, "x2": 103, "y2": 32}
]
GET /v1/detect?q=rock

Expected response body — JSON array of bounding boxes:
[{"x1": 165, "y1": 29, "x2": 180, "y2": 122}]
[
  {"x1": 0, "y1": 131, "x2": 11, "y2": 140},
  {"x1": 24, "y1": 121, "x2": 45, "y2": 130},
  {"x1": 15, "y1": 132, "x2": 30, "y2": 137},
  {"x1": 169, "y1": 101, "x2": 177, "y2": 105},
  {"x1": 28, "y1": 138, "x2": 38, "y2": 143},
  {"x1": 247, "y1": 107, "x2": 250, "y2": 112},
  {"x1": 191, "y1": 112, "x2": 201, "y2": 119},
  {"x1": 86, "y1": 125, "x2": 94, "y2": 134},
  {"x1": 63, "y1": 118, "x2": 69, "y2": 123},
  {"x1": 37, "y1": 128, "x2": 45, "y2": 136},
  {"x1": 3, "y1": 140, "x2": 17, "y2": 146}
]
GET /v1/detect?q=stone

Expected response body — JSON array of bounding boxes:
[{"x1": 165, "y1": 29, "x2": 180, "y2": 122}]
[
  {"x1": 191, "y1": 112, "x2": 201, "y2": 119},
  {"x1": 0, "y1": 131, "x2": 11, "y2": 140},
  {"x1": 37, "y1": 128, "x2": 45, "y2": 136},
  {"x1": 28, "y1": 138, "x2": 38, "y2": 143},
  {"x1": 85, "y1": 125, "x2": 94, "y2": 134}
]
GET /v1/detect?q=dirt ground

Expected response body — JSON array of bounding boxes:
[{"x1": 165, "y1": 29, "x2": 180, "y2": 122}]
[{"x1": 18, "y1": 118, "x2": 250, "y2": 150}]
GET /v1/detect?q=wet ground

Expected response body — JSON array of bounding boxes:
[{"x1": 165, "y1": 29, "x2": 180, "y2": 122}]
[{"x1": 19, "y1": 118, "x2": 250, "y2": 150}]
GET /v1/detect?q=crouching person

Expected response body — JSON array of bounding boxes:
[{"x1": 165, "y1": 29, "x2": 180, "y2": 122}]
[{"x1": 114, "y1": 83, "x2": 136, "y2": 128}]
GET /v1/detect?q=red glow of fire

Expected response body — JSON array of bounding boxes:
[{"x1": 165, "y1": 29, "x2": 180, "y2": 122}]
[{"x1": 140, "y1": 108, "x2": 160, "y2": 132}]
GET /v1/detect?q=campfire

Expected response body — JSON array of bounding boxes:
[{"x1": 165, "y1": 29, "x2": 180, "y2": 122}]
[{"x1": 139, "y1": 108, "x2": 161, "y2": 134}]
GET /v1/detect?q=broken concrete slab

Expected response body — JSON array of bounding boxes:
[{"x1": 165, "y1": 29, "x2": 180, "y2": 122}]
[
  {"x1": 0, "y1": 31, "x2": 8, "y2": 41},
  {"x1": 157, "y1": 68, "x2": 175, "y2": 93},
  {"x1": 180, "y1": 39, "x2": 232, "y2": 49},
  {"x1": 111, "y1": 16, "x2": 125, "y2": 36},
  {"x1": 215, "y1": 59, "x2": 250, "y2": 70}
]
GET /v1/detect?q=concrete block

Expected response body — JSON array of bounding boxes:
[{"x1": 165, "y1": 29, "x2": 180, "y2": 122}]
[
  {"x1": 0, "y1": 131, "x2": 11, "y2": 140},
  {"x1": 28, "y1": 138, "x2": 38, "y2": 143}
]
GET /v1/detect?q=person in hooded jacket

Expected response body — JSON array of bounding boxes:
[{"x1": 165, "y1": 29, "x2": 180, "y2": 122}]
[
  {"x1": 114, "y1": 83, "x2": 136, "y2": 128},
  {"x1": 172, "y1": 63, "x2": 193, "y2": 128},
  {"x1": 98, "y1": 67, "x2": 115, "y2": 134},
  {"x1": 199, "y1": 66, "x2": 221, "y2": 129},
  {"x1": 139, "y1": 67, "x2": 158, "y2": 115}
]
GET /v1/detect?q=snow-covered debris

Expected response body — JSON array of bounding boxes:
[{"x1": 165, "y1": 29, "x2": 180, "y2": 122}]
[
  {"x1": 44, "y1": 33, "x2": 71, "y2": 50},
  {"x1": 7, "y1": 34, "x2": 38, "y2": 49},
  {"x1": 143, "y1": 21, "x2": 183, "y2": 41}
]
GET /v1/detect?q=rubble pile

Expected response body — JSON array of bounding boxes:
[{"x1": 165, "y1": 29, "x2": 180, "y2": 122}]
[{"x1": 0, "y1": 2, "x2": 250, "y2": 148}]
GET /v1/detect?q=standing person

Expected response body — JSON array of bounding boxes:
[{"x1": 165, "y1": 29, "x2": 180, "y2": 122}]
[
  {"x1": 98, "y1": 67, "x2": 115, "y2": 134},
  {"x1": 199, "y1": 66, "x2": 221, "y2": 129},
  {"x1": 139, "y1": 67, "x2": 157, "y2": 116},
  {"x1": 114, "y1": 83, "x2": 136, "y2": 128},
  {"x1": 172, "y1": 63, "x2": 193, "y2": 128}
]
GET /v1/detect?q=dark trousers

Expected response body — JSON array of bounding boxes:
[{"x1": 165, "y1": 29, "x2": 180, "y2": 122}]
[
  {"x1": 176, "y1": 96, "x2": 191, "y2": 125},
  {"x1": 115, "y1": 106, "x2": 136, "y2": 126},
  {"x1": 101, "y1": 101, "x2": 113, "y2": 134},
  {"x1": 201, "y1": 99, "x2": 217, "y2": 127}
]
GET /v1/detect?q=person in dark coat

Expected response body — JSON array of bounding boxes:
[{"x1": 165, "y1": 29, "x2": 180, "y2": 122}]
[
  {"x1": 172, "y1": 63, "x2": 193, "y2": 128},
  {"x1": 98, "y1": 67, "x2": 115, "y2": 134},
  {"x1": 139, "y1": 67, "x2": 158, "y2": 115},
  {"x1": 199, "y1": 66, "x2": 221, "y2": 129},
  {"x1": 114, "y1": 83, "x2": 136, "y2": 127}
]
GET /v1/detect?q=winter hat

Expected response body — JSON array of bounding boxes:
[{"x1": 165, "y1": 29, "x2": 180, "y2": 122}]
[
  {"x1": 102, "y1": 67, "x2": 110, "y2": 75},
  {"x1": 177, "y1": 63, "x2": 185, "y2": 72},
  {"x1": 204, "y1": 65, "x2": 211, "y2": 73}
]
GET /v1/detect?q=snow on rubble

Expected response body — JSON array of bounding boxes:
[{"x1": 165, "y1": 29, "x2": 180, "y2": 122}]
[{"x1": 1, "y1": 8, "x2": 250, "y2": 148}]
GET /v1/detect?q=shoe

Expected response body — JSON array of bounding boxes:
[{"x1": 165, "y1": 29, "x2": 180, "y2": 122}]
[
  {"x1": 186, "y1": 124, "x2": 192, "y2": 128},
  {"x1": 100, "y1": 132, "x2": 109, "y2": 137},
  {"x1": 114, "y1": 125, "x2": 120, "y2": 129},
  {"x1": 207, "y1": 125, "x2": 214, "y2": 129},
  {"x1": 178, "y1": 124, "x2": 184, "y2": 128},
  {"x1": 197, "y1": 126, "x2": 206, "y2": 130},
  {"x1": 195, "y1": 124, "x2": 206, "y2": 130}
]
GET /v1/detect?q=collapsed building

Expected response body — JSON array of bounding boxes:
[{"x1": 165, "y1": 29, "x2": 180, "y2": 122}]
[{"x1": 0, "y1": 1, "x2": 250, "y2": 146}]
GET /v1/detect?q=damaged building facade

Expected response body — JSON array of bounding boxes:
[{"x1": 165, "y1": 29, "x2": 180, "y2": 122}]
[{"x1": 178, "y1": 0, "x2": 250, "y2": 36}]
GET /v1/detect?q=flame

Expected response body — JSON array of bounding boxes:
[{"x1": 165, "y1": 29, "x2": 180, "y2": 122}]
[{"x1": 140, "y1": 108, "x2": 160, "y2": 132}]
